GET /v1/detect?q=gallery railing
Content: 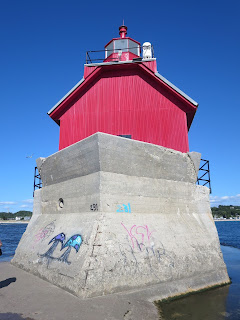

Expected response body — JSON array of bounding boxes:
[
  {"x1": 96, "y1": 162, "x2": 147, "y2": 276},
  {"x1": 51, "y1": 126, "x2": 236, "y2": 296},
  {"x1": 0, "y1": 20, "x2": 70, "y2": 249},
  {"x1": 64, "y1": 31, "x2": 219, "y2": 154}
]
[
  {"x1": 33, "y1": 166, "x2": 42, "y2": 197},
  {"x1": 85, "y1": 45, "x2": 154, "y2": 64},
  {"x1": 197, "y1": 159, "x2": 211, "y2": 193}
]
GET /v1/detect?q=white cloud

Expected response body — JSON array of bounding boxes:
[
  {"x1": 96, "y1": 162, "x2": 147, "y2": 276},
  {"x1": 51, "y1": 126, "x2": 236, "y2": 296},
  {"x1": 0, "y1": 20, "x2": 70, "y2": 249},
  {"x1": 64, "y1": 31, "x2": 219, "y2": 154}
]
[
  {"x1": 22, "y1": 199, "x2": 33, "y2": 204},
  {"x1": 0, "y1": 201, "x2": 17, "y2": 205},
  {"x1": 20, "y1": 204, "x2": 30, "y2": 208},
  {"x1": 0, "y1": 199, "x2": 33, "y2": 213},
  {"x1": 210, "y1": 194, "x2": 240, "y2": 206}
]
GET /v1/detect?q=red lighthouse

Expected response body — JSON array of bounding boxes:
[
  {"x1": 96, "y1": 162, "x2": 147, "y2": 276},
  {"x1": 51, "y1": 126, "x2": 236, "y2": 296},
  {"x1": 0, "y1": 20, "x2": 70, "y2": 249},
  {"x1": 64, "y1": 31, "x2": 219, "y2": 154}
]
[{"x1": 48, "y1": 25, "x2": 198, "y2": 152}]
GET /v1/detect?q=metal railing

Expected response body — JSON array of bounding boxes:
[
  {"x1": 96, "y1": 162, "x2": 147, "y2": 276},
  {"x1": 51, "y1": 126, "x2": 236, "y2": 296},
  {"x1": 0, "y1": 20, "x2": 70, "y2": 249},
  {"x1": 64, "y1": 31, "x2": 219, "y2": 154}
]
[
  {"x1": 197, "y1": 159, "x2": 211, "y2": 193},
  {"x1": 33, "y1": 166, "x2": 42, "y2": 197},
  {"x1": 85, "y1": 45, "x2": 154, "y2": 64}
]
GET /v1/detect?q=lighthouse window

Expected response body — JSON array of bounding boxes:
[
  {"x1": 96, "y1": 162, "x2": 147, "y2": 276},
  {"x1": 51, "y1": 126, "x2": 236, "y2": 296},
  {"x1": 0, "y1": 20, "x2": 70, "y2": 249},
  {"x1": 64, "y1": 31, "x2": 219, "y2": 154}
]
[
  {"x1": 118, "y1": 135, "x2": 132, "y2": 139},
  {"x1": 129, "y1": 39, "x2": 139, "y2": 56},
  {"x1": 114, "y1": 39, "x2": 128, "y2": 52},
  {"x1": 105, "y1": 41, "x2": 114, "y2": 58}
]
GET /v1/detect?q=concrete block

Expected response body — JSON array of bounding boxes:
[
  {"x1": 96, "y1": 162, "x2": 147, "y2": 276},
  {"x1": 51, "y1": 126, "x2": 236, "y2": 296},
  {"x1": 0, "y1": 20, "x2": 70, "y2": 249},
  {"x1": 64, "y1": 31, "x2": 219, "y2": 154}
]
[
  {"x1": 29, "y1": 189, "x2": 42, "y2": 226},
  {"x1": 40, "y1": 172, "x2": 100, "y2": 214},
  {"x1": 40, "y1": 134, "x2": 100, "y2": 187},
  {"x1": 98, "y1": 133, "x2": 197, "y2": 183},
  {"x1": 36, "y1": 157, "x2": 46, "y2": 175},
  {"x1": 187, "y1": 151, "x2": 201, "y2": 181},
  {"x1": 12, "y1": 133, "x2": 229, "y2": 300},
  {"x1": 39, "y1": 133, "x2": 199, "y2": 187}
]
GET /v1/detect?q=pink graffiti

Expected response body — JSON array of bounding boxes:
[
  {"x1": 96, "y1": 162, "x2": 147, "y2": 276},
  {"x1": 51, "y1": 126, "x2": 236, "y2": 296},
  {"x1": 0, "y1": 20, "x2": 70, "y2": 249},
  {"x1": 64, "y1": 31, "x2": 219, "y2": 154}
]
[
  {"x1": 121, "y1": 223, "x2": 155, "y2": 250},
  {"x1": 32, "y1": 221, "x2": 55, "y2": 248},
  {"x1": 35, "y1": 228, "x2": 49, "y2": 242}
]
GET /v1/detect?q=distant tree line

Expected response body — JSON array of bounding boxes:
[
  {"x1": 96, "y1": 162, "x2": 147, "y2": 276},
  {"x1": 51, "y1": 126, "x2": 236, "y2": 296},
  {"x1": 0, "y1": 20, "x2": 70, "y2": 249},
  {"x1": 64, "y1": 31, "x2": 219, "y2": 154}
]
[
  {"x1": 0, "y1": 211, "x2": 32, "y2": 220},
  {"x1": 211, "y1": 205, "x2": 240, "y2": 219}
]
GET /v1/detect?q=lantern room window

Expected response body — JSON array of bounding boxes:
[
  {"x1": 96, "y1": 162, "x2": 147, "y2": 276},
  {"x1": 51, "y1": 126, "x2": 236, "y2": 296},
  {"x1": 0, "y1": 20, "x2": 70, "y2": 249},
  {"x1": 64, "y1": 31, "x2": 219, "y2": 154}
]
[
  {"x1": 128, "y1": 39, "x2": 139, "y2": 56},
  {"x1": 105, "y1": 41, "x2": 114, "y2": 57},
  {"x1": 105, "y1": 39, "x2": 140, "y2": 59},
  {"x1": 114, "y1": 39, "x2": 128, "y2": 52}
]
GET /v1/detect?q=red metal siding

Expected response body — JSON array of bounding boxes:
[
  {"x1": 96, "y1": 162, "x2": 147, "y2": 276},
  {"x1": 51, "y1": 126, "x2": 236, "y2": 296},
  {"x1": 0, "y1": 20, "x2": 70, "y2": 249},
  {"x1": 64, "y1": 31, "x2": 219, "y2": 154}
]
[
  {"x1": 58, "y1": 68, "x2": 189, "y2": 152},
  {"x1": 142, "y1": 60, "x2": 157, "y2": 73},
  {"x1": 84, "y1": 66, "x2": 97, "y2": 79}
]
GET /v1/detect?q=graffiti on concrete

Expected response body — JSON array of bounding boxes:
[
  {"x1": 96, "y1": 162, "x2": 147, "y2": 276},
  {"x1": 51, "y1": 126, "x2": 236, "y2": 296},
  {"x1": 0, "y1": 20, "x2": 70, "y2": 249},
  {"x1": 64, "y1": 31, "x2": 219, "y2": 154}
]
[
  {"x1": 90, "y1": 204, "x2": 98, "y2": 211},
  {"x1": 39, "y1": 233, "x2": 65, "y2": 263},
  {"x1": 121, "y1": 224, "x2": 154, "y2": 250},
  {"x1": 116, "y1": 203, "x2": 131, "y2": 213},
  {"x1": 58, "y1": 234, "x2": 82, "y2": 265},
  {"x1": 119, "y1": 223, "x2": 175, "y2": 277},
  {"x1": 39, "y1": 233, "x2": 82, "y2": 267},
  {"x1": 33, "y1": 221, "x2": 56, "y2": 248}
]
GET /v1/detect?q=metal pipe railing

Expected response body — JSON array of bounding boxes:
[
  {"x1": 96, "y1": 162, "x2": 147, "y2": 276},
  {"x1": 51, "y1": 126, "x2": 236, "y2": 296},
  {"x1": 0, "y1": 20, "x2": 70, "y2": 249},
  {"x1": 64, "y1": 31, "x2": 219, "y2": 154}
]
[
  {"x1": 197, "y1": 159, "x2": 211, "y2": 193},
  {"x1": 85, "y1": 45, "x2": 154, "y2": 64},
  {"x1": 33, "y1": 167, "x2": 42, "y2": 197}
]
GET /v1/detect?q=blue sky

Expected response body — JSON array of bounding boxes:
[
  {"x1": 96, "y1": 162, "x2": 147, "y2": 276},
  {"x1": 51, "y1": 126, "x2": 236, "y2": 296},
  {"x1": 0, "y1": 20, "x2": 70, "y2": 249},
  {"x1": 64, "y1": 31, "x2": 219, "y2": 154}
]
[{"x1": 0, "y1": 0, "x2": 239, "y2": 212}]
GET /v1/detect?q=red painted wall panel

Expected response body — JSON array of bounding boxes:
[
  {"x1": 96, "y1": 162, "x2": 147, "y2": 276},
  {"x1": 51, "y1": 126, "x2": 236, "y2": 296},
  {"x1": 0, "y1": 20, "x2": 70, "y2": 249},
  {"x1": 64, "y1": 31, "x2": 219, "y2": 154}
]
[
  {"x1": 59, "y1": 69, "x2": 189, "y2": 152},
  {"x1": 83, "y1": 66, "x2": 97, "y2": 79},
  {"x1": 142, "y1": 60, "x2": 157, "y2": 73}
]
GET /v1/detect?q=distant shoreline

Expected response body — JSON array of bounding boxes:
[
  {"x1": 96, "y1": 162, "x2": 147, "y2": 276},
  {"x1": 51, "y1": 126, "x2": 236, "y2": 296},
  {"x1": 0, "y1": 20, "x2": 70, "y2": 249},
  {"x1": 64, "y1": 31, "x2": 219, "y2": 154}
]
[{"x1": 0, "y1": 220, "x2": 29, "y2": 224}]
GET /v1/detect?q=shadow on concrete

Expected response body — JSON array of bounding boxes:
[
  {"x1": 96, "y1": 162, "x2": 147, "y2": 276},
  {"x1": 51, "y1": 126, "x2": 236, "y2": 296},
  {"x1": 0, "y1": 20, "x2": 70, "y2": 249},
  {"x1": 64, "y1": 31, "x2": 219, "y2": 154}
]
[
  {"x1": 0, "y1": 278, "x2": 16, "y2": 289},
  {"x1": 0, "y1": 314, "x2": 35, "y2": 320}
]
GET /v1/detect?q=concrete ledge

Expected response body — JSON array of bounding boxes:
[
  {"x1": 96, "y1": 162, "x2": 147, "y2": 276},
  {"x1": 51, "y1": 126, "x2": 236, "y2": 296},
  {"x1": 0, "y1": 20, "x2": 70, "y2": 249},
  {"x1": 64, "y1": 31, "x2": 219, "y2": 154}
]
[
  {"x1": 98, "y1": 133, "x2": 199, "y2": 183},
  {"x1": 38, "y1": 133, "x2": 200, "y2": 187},
  {"x1": 39, "y1": 134, "x2": 100, "y2": 186}
]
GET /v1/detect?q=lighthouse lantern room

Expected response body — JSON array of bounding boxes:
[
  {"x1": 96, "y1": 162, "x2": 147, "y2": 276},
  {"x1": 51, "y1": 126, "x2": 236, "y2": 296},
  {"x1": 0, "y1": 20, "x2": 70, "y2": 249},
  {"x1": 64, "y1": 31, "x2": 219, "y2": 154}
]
[
  {"x1": 104, "y1": 25, "x2": 141, "y2": 62},
  {"x1": 48, "y1": 25, "x2": 198, "y2": 152}
]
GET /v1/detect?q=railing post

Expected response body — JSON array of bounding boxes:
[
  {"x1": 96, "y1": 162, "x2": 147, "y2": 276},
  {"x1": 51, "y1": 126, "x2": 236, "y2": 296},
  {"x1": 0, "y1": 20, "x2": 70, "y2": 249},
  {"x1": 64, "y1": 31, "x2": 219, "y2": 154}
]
[
  {"x1": 197, "y1": 159, "x2": 212, "y2": 193},
  {"x1": 33, "y1": 166, "x2": 42, "y2": 197}
]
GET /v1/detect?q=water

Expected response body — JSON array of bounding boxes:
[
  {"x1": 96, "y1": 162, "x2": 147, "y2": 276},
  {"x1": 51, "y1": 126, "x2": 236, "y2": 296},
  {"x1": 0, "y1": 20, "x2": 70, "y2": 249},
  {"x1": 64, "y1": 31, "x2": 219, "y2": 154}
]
[
  {"x1": 0, "y1": 223, "x2": 27, "y2": 262},
  {"x1": 215, "y1": 221, "x2": 240, "y2": 249}
]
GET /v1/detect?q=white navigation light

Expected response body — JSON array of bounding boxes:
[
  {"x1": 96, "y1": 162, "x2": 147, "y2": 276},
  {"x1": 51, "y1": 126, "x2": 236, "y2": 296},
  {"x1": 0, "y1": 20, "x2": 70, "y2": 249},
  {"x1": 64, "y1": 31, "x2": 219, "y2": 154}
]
[{"x1": 142, "y1": 42, "x2": 152, "y2": 59}]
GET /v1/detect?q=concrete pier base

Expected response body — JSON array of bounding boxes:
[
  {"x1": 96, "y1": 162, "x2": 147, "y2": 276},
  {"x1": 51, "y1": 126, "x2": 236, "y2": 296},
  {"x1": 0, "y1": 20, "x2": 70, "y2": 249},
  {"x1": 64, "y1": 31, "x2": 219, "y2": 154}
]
[{"x1": 12, "y1": 133, "x2": 230, "y2": 299}]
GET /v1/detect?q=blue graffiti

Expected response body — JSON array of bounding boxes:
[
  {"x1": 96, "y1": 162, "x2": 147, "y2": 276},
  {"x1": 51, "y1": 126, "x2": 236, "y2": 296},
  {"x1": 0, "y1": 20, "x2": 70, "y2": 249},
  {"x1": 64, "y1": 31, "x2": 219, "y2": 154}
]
[
  {"x1": 117, "y1": 203, "x2": 131, "y2": 213},
  {"x1": 39, "y1": 233, "x2": 82, "y2": 266},
  {"x1": 40, "y1": 233, "x2": 65, "y2": 258},
  {"x1": 58, "y1": 234, "x2": 82, "y2": 265}
]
